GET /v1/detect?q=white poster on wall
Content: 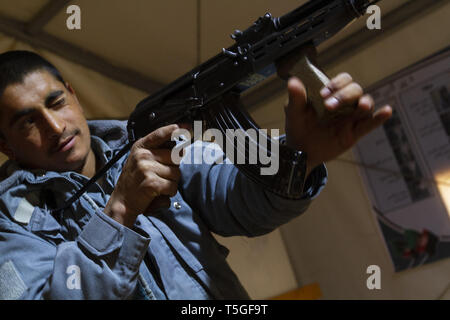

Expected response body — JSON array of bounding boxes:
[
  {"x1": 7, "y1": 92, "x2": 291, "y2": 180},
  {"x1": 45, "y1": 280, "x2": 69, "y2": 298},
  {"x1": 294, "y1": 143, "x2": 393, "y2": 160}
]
[{"x1": 354, "y1": 47, "x2": 450, "y2": 271}]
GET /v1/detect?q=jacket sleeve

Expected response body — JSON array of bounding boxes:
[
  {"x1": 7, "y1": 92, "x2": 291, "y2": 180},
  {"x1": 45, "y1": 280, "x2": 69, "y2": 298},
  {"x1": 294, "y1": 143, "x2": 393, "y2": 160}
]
[
  {"x1": 178, "y1": 141, "x2": 327, "y2": 237},
  {"x1": 0, "y1": 208, "x2": 149, "y2": 300}
]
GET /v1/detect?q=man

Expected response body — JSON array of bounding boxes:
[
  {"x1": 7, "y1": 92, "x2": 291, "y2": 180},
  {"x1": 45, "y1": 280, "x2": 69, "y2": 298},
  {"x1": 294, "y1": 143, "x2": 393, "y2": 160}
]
[{"x1": 0, "y1": 51, "x2": 391, "y2": 299}]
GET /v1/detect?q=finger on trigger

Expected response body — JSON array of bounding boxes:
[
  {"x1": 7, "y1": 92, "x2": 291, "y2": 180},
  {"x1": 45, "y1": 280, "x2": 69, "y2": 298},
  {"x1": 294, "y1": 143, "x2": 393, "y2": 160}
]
[{"x1": 141, "y1": 124, "x2": 181, "y2": 149}]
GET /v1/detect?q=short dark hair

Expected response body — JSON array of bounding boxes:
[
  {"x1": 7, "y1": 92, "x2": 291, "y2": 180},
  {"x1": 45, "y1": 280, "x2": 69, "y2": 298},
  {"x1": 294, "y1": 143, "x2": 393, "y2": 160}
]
[{"x1": 0, "y1": 50, "x2": 65, "y2": 98}]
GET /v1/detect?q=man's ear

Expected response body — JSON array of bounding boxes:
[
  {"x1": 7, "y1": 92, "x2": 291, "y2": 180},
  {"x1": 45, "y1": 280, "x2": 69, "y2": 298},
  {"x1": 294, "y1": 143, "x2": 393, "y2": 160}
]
[{"x1": 0, "y1": 137, "x2": 15, "y2": 160}]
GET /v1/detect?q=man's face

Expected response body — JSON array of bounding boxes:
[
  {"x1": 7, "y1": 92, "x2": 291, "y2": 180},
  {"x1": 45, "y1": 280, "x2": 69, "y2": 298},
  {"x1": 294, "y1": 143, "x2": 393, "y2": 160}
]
[{"x1": 0, "y1": 70, "x2": 92, "y2": 173}]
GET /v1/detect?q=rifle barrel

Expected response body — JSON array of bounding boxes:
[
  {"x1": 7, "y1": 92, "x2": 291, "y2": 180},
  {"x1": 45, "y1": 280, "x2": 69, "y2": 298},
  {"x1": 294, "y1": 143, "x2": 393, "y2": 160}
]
[
  {"x1": 277, "y1": 0, "x2": 335, "y2": 30},
  {"x1": 277, "y1": 0, "x2": 382, "y2": 31}
]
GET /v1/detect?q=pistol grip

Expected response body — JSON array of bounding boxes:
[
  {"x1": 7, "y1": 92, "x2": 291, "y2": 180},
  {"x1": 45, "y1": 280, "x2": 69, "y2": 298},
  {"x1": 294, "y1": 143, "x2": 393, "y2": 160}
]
[{"x1": 276, "y1": 45, "x2": 354, "y2": 123}]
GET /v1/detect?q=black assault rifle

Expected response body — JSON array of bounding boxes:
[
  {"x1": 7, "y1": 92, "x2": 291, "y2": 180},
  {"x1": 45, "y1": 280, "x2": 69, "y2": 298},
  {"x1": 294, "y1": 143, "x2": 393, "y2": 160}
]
[{"x1": 62, "y1": 0, "x2": 380, "y2": 211}]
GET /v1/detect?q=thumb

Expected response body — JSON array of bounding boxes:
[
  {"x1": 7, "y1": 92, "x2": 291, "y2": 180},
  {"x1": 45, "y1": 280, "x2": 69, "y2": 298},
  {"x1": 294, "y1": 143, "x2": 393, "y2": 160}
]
[{"x1": 286, "y1": 77, "x2": 308, "y2": 114}]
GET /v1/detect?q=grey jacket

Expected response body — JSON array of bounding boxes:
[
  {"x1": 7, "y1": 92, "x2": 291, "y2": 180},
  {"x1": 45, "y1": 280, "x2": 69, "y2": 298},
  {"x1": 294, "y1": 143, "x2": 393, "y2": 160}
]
[{"x1": 0, "y1": 120, "x2": 327, "y2": 299}]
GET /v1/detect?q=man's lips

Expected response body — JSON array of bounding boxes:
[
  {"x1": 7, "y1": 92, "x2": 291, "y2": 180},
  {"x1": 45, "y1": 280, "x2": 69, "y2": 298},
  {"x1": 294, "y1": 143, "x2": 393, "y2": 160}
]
[{"x1": 55, "y1": 135, "x2": 76, "y2": 153}]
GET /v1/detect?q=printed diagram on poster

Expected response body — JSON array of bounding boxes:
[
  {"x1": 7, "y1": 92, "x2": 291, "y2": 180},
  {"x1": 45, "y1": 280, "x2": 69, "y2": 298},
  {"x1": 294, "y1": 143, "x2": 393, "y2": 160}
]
[{"x1": 354, "y1": 47, "x2": 450, "y2": 271}]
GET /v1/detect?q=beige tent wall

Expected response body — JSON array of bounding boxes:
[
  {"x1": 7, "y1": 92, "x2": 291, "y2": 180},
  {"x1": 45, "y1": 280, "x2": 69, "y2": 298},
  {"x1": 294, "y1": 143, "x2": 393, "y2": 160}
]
[
  {"x1": 0, "y1": 33, "x2": 297, "y2": 300},
  {"x1": 273, "y1": 2, "x2": 450, "y2": 299},
  {"x1": 1, "y1": 0, "x2": 449, "y2": 300}
]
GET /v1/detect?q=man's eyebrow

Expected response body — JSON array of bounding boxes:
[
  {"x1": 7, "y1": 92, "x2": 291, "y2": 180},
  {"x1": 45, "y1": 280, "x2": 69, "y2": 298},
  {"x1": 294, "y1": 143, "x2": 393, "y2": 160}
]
[
  {"x1": 45, "y1": 90, "x2": 64, "y2": 106},
  {"x1": 9, "y1": 90, "x2": 65, "y2": 127}
]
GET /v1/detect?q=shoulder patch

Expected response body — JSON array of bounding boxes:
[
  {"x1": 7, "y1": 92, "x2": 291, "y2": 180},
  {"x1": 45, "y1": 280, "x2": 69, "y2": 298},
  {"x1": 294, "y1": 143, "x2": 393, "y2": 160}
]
[
  {"x1": 0, "y1": 260, "x2": 27, "y2": 300},
  {"x1": 13, "y1": 197, "x2": 35, "y2": 224}
]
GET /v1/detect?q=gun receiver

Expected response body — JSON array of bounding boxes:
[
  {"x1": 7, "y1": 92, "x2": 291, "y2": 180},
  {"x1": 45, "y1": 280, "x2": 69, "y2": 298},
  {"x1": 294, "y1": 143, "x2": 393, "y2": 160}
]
[{"x1": 127, "y1": 0, "x2": 379, "y2": 199}]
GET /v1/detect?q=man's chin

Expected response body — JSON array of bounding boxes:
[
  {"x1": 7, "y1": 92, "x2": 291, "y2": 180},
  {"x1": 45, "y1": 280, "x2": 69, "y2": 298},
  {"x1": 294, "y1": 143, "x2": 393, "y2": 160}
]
[{"x1": 51, "y1": 151, "x2": 90, "y2": 174}]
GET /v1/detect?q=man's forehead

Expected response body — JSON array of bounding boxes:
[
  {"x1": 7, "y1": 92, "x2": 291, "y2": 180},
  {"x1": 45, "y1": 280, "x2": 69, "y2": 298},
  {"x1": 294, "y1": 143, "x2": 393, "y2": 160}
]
[{"x1": 1, "y1": 70, "x2": 64, "y2": 110}]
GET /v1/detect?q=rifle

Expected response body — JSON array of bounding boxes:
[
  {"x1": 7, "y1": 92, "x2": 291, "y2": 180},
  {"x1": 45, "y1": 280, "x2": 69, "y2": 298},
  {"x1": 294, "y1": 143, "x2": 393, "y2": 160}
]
[{"x1": 61, "y1": 0, "x2": 380, "y2": 211}]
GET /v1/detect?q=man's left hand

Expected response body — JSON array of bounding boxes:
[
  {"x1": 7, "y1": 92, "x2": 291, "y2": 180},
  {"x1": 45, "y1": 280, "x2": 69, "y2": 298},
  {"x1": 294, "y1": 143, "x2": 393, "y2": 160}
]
[{"x1": 284, "y1": 73, "x2": 392, "y2": 175}]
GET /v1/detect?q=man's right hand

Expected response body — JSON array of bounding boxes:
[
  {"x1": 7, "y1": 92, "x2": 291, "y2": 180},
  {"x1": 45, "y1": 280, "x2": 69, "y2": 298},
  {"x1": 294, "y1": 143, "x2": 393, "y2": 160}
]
[{"x1": 104, "y1": 124, "x2": 183, "y2": 228}]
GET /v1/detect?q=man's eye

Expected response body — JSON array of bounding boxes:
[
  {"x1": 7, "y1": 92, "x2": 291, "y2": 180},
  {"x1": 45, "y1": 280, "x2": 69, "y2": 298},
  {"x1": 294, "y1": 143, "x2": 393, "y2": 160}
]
[
  {"x1": 52, "y1": 98, "x2": 65, "y2": 107},
  {"x1": 22, "y1": 117, "x2": 35, "y2": 127}
]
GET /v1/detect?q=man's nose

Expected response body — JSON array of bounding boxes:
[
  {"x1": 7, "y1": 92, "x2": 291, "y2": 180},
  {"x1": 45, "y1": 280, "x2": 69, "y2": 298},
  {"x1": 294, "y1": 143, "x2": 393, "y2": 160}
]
[{"x1": 42, "y1": 109, "x2": 65, "y2": 137}]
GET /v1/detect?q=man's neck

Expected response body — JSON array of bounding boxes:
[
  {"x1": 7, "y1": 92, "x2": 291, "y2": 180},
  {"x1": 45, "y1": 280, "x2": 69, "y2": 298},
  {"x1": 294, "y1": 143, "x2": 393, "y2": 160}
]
[{"x1": 80, "y1": 149, "x2": 97, "y2": 178}]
